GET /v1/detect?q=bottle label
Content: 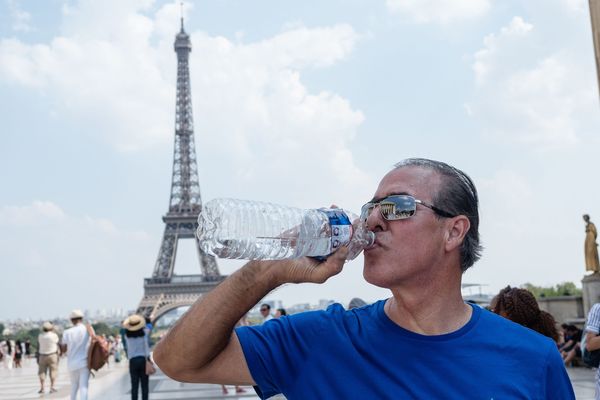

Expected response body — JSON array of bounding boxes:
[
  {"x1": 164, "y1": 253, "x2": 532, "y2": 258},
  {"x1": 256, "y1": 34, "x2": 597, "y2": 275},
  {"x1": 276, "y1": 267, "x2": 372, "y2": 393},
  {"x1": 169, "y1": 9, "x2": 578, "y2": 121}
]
[{"x1": 321, "y1": 209, "x2": 353, "y2": 252}]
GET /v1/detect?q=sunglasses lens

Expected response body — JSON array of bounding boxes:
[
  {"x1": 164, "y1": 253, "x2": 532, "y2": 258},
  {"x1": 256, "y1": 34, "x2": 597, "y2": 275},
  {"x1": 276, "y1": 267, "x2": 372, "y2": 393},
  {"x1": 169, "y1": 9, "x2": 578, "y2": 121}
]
[
  {"x1": 379, "y1": 202, "x2": 397, "y2": 219},
  {"x1": 360, "y1": 195, "x2": 417, "y2": 221},
  {"x1": 361, "y1": 196, "x2": 416, "y2": 221},
  {"x1": 384, "y1": 196, "x2": 416, "y2": 220},
  {"x1": 360, "y1": 204, "x2": 374, "y2": 221}
]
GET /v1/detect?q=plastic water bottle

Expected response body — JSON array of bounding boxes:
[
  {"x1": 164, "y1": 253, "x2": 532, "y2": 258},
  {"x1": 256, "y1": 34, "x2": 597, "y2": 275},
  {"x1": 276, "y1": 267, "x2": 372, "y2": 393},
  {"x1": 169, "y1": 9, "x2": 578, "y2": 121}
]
[{"x1": 196, "y1": 198, "x2": 375, "y2": 261}]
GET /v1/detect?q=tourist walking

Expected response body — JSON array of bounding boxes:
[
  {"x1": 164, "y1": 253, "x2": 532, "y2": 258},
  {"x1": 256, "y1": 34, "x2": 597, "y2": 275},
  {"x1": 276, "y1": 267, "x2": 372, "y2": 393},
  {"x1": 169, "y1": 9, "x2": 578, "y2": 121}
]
[
  {"x1": 0, "y1": 337, "x2": 14, "y2": 370},
  {"x1": 14, "y1": 339, "x2": 23, "y2": 368},
  {"x1": 37, "y1": 321, "x2": 59, "y2": 394},
  {"x1": 25, "y1": 339, "x2": 31, "y2": 359},
  {"x1": 154, "y1": 158, "x2": 575, "y2": 399},
  {"x1": 123, "y1": 314, "x2": 153, "y2": 400},
  {"x1": 60, "y1": 309, "x2": 92, "y2": 400},
  {"x1": 119, "y1": 319, "x2": 129, "y2": 357},
  {"x1": 113, "y1": 335, "x2": 123, "y2": 363}
]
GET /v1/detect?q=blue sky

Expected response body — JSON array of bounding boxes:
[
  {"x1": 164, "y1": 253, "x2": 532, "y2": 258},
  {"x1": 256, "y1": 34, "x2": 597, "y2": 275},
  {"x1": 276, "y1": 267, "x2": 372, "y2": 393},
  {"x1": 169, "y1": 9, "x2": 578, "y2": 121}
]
[{"x1": 1, "y1": 0, "x2": 599, "y2": 320}]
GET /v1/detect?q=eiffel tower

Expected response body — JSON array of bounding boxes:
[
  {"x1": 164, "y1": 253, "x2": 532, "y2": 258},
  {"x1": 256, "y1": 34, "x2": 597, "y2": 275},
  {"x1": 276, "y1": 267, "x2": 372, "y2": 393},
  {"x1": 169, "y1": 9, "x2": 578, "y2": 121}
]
[{"x1": 137, "y1": 19, "x2": 225, "y2": 320}]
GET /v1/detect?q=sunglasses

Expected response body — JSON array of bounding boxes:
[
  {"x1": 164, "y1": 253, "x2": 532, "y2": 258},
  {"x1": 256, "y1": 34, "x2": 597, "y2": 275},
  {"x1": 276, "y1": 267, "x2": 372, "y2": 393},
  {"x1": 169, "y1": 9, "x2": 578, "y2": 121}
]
[{"x1": 360, "y1": 194, "x2": 456, "y2": 222}]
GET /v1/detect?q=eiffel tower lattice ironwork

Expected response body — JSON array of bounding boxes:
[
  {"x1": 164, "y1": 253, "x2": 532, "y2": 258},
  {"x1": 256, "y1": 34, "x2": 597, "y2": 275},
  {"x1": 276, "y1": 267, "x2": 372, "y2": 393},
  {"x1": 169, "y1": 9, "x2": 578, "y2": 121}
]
[{"x1": 137, "y1": 19, "x2": 225, "y2": 320}]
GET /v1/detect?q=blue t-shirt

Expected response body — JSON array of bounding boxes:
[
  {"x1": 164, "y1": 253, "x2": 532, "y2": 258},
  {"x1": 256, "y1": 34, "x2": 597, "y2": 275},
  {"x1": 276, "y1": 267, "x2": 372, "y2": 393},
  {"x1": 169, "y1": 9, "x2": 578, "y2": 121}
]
[{"x1": 236, "y1": 300, "x2": 574, "y2": 399}]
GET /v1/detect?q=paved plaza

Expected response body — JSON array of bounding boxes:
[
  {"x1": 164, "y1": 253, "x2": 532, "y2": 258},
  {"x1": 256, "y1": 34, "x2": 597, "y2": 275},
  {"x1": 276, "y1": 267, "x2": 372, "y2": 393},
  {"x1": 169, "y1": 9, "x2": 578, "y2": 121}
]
[
  {"x1": 0, "y1": 357, "x2": 597, "y2": 399},
  {"x1": 0, "y1": 358, "x2": 258, "y2": 400}
]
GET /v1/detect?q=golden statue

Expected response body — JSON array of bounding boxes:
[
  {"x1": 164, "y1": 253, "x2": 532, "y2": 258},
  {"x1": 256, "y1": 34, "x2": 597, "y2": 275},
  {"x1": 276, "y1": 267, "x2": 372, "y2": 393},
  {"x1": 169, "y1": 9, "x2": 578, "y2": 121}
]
[{"x1": 584, "y1": 214, "x2": 600, "y2": 273}]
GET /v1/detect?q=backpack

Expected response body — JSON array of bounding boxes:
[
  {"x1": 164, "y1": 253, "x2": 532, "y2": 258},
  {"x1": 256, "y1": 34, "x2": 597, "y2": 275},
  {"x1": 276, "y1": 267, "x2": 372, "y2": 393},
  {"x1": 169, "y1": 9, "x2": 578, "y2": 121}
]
[{"x1": 86, "y1": 327, "x2": 110, "y2": 372}]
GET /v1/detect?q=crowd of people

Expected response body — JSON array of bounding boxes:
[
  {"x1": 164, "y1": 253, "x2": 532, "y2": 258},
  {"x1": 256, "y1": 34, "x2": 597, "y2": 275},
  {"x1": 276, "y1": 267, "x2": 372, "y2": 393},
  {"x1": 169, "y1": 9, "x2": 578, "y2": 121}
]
[
  {"x1": 0, "y1": 310, "x2": 156, "y2": 400},
  {"x1": 0, "y1": 337, "x2": 31, "y2": 370},
  {"x1": 0, "y1": 305, "x2": 290, "y2": 399}
]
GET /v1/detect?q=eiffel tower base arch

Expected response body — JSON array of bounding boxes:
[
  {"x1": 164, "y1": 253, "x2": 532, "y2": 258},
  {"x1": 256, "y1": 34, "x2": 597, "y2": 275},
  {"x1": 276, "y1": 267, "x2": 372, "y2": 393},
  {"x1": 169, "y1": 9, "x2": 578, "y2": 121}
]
[{"x1": 137, "y1": 275, "x2": 225, "y2": 321}]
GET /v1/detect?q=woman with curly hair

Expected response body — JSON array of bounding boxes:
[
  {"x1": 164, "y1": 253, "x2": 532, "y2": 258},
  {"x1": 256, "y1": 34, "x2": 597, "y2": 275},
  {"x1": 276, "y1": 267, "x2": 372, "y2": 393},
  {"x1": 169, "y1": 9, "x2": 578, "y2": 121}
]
[{"x1": 490, "y1": 286, "x2": 559, "y2": 342}]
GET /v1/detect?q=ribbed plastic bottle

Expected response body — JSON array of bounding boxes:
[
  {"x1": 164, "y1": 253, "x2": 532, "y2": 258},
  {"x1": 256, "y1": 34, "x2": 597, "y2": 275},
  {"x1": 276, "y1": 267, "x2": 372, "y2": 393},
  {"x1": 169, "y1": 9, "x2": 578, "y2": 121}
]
[{"x1": 196, "y1": 198, "x2": 375, "y2": 261}]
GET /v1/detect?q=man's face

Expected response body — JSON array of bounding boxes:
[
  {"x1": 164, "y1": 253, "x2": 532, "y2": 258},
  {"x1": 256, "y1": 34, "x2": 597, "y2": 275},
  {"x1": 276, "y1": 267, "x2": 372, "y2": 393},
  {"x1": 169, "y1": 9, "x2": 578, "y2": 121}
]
[
  {"x1": 363, "y1": 166, "x2": 450, "y2": 288},
  {"x1": 260, "y1": 307, "x2": 270, "y2": 317}
]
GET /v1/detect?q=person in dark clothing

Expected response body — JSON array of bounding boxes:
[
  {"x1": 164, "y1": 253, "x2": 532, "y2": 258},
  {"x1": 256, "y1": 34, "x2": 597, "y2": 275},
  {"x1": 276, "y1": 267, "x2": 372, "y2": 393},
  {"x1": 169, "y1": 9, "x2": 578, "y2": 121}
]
[
  {"x1": 14, "y1": 340, "x2": 23, "y2": 368},
  {"x1": 123, "y1": 315, "x2": 153, "y2": 400},
  {"x1": 561, "y1": 325, "x2": 583, "y2": 366}
]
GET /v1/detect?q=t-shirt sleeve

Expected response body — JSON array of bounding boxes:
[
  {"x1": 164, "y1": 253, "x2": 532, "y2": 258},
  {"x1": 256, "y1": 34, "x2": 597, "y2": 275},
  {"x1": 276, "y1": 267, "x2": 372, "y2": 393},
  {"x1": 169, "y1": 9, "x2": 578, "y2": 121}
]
[
  {"x1": 586, "y1": 304, "x2": 600, "y2": 334},
  {"x1": 543, "y1": 342, "x2": 576, "y2": 400},
  {"x1": 235, "y1": 306, "x2": 340, "y2": 399}
]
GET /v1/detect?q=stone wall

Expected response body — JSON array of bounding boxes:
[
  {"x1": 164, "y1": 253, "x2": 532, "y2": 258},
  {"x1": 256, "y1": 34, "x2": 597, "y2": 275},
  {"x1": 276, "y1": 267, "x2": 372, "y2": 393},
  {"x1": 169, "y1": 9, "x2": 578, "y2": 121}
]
[{"x1": 537, "y1": 295, "x2": 584, "y2": 326}]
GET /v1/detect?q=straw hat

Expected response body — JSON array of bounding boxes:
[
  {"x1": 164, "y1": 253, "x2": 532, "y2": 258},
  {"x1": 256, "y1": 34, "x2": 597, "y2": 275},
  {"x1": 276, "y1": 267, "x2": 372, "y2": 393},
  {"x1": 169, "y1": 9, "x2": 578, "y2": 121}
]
[
  {"x1": 42, "y1": 322, "x2": 54, "y2": 331},
  {"x1": 69, "y1": 309, "x2": 84, "y2": 319},
  {"x1": 123, "y1": 315, "x2": 145, "y2": 331}
]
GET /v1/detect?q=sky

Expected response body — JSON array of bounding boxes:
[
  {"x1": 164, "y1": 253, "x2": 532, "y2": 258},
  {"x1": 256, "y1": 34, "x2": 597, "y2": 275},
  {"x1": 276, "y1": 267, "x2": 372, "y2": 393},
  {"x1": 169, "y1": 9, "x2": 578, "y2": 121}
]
[{"x1": 1, "y1": 0, "x2": 599, "y2": 321}]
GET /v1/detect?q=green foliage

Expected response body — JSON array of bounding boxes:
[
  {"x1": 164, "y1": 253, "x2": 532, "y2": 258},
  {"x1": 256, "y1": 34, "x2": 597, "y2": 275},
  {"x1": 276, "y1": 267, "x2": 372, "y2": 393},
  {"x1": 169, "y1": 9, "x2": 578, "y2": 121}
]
[
  {"x1": 91, "y1": 322, "x2": 120, "y2": 337},
  {"x1": 7, "y1": 328, "x2": 42, "y2": 353},
  {"x1": 522, "y1": 282, "x2": 582, "y2": 298},
  {"x1": 0, "y1": 322, "x2": 5, "y2": 335}
]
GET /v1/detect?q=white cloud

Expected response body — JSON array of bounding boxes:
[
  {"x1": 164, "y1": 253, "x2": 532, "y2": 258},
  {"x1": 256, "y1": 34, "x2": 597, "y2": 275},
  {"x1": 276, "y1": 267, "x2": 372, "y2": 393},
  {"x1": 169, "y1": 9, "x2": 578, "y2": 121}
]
[
  {"x1": 469, "y1": 16, "x2": 598, "y2": 149},
  {"x1": 0, "y1": 2, "x2": 370, "y2": 206},
  {"x1": 473, "y1": 16, "x2": 534, "y2": 85},
  {"x1": 7, "y1": 0, "x2": 32, "y2": 32},
  {"x1": 386, "y1": 0, "x2": 490, "y2": 24},
  {"x1": 0, "y1": 201, "x2": 65, "y2": 225},
  {"x1": 0, "y1": 1, "x2": 376, "y2": 319},
  {"x1": 560, "y1": 0, "x2": 587, "y2": 12},
  {"x1": 0, "y1": 201, "x2": 152, "y2": 319}
]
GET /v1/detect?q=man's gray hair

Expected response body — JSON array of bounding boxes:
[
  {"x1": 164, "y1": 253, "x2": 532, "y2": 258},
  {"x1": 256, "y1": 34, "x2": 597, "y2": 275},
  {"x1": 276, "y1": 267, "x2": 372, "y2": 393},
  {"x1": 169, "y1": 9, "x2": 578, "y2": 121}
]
[{"x1": 394, "y1": 158, "x2": 483, "y2": 272}]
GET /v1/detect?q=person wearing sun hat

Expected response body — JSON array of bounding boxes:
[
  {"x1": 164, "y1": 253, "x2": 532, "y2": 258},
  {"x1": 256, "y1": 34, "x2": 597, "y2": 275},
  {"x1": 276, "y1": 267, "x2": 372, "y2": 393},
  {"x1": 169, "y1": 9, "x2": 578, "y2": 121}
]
[
  {"x1": 123, "y1": 314, "x2": 152, "y2": 400},
  {"x1": 37, "y1": 321, "x2": 60, "y2": 394},
  {"x1": 60, "y1": 309, "x2": 94, "y2": 400}
]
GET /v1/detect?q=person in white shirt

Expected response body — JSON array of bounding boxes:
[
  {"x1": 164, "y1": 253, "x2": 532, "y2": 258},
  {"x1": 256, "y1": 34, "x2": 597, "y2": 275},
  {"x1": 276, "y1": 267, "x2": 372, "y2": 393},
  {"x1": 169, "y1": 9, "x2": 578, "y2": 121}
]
[
  {"x1": 0, "y1": 337, "x2": 15, "y2": 370},
  {"x1": 37, "y1": 322, "x2": 60, "y2": 394},
  {"x1": 259, "y1": 304, "x2": 273, "y2": 323},
  {"x1": 60, "y1": 309, "x2": 93, "y2": 400}
]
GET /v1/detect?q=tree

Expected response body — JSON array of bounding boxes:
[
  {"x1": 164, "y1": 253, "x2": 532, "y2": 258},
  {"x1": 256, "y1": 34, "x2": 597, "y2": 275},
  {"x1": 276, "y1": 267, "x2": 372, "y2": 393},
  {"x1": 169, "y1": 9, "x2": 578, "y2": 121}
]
[
  {"x1": 91, "y1": 322, "x2": 112, "y2": 336},
  {"x1": 522, "y1": 282, "x2": 582, "y2": 298},
  {"x1": 91, "y1": 322, "x2": 120, "y2": 337}
]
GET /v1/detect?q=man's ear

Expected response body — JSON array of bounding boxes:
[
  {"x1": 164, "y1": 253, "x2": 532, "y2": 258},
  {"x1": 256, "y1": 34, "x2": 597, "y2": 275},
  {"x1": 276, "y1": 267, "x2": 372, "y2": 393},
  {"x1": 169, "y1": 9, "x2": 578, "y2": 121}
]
[{"x1": 445, "y1": 216, "x2": 470, "y2": 252}]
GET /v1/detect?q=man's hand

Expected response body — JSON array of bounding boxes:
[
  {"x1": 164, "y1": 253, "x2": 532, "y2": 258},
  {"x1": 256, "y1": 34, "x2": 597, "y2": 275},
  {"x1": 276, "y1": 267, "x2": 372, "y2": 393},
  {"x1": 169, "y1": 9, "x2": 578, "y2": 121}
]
[
  {"x1": 154, "y1": 246, "x2": 348, "y2": 385},
  {"x1": 586, "y1": 332, "x2": 600, "y2": 351},
  {"x1": 271, "y1": 247, "x2": 349, "y2": 285}
]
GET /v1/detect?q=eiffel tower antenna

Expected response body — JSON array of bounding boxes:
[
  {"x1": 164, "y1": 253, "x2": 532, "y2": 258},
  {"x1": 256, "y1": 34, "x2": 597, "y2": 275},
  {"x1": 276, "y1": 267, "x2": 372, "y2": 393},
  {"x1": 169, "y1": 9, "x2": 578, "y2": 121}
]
[
  {"x1": 137, "y1": 17, "x2": 225, "y2": 321},
  {"x1": 180, "y1": 1, "x2": 184, "y2": 32}
]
